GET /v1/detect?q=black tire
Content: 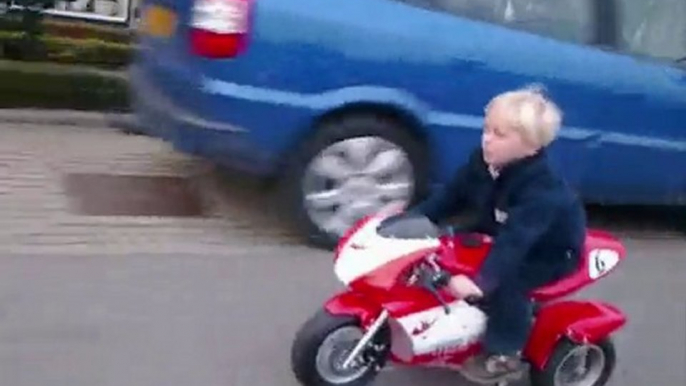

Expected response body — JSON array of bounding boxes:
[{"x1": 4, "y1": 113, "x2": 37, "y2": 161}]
[
  {"x1": 530, "y1": 337, "x2": 616, "y2": 386},
  {"x1": 280, "y1": 113, "x2": 428, "y2": 249},
  {"x1": 291, "y1": 309, "x2": 391, "y2": 386}
]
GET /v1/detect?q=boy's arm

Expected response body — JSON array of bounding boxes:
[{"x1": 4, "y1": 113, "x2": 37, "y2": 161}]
[
  {"x1": 473, "y1": 186, "x2": 562, "y2": 294},
  {"x1": 409, "y1": 149, "x2": 484, "y2": 223}
]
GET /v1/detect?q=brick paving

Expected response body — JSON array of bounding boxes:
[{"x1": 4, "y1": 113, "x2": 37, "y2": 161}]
[
  {"x1": 0, "y1": 123, "x2": 301, "y2": 255},
  {"x1": 0, "y1": 118, "x2": 681, "y2": 255}
]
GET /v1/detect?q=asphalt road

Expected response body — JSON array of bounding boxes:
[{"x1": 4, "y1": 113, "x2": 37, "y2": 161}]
[{"x1": 0, "y1": 236, "x2": 684, "y2": 386}]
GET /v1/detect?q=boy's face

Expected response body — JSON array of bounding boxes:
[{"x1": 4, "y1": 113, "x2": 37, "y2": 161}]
[{"x1": 481, "y1": 103, "x2": 538, "y2": 168}]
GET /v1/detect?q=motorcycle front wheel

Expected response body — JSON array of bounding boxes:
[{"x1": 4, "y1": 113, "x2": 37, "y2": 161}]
[{"x1": 290, "y1": 309, "x2": 391, "y2": 386}]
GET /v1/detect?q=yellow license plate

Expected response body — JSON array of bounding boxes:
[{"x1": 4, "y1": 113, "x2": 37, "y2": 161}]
[{"x1": 140, "y1": 5, "x2": 178, "y2": 38}]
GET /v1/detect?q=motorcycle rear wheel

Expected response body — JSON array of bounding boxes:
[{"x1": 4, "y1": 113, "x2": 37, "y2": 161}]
[
  {"x1": 530, "y1": 337, "x2": 616, "y2": 386},
  {"x1": 291, "y1": 309, "x2": 391, "y2": 386}
]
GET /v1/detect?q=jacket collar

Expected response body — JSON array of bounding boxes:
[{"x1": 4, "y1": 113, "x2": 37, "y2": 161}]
[{"x1": 494, "y1": 148, "x2": 548, "y2": 182}]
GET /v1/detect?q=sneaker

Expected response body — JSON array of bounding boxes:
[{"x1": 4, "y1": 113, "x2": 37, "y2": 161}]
[
  {"x1": 462, "y1": 353, "x2": 525, "y2": 382},
  {"x1": 484, "y1": 354, "x2": 525, "y2": 375}
]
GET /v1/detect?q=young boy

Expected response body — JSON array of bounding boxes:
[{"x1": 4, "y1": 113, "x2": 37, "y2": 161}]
[{"x1": 409, "y1": 86, "x2": 587, "y2": 379}]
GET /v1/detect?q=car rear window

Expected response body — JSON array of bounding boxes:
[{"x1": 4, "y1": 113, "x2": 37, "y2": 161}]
[
  {"x1": 616, "y1": 0, "x2": 686, "y2": 61},
  {"x1": 394, "y1": 0, "x2": 595, "y2": 44}
]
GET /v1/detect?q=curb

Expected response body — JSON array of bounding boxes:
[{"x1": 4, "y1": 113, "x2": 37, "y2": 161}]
[{"x1": 0, "y1": 108, "x2": 139, "y2": 131}]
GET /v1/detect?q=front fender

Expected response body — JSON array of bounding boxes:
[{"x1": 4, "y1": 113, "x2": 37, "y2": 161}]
[
  {"x1": 323, "y1": 291, "x2": 383, "y2": 327},
  {"x1": 524, "y1": 300, "x2": 627, "y2": 370}
]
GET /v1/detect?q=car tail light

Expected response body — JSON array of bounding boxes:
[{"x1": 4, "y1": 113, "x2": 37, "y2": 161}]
[{"x1": 190, "y1": 0, "x2": 252, "y2": 58}]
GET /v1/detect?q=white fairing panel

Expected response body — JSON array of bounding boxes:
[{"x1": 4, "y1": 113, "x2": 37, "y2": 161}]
[
  {"x1": 395, "y1": 300, "x2": 487, "y2": 357},
  {"x1": 334, "y1": 217, "x2": 441, "y2": 285}
]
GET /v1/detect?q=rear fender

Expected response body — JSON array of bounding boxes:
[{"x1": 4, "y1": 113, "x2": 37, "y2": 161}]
[
  {"x1": 323, "y1": 291, "x2": 383, "y2": 327},
  {"x1": 524, "y1": 300, "x2": 627, "y2": 370}
]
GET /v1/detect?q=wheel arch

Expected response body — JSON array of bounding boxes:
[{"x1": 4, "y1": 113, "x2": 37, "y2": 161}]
[
  {"x1": 275, "y1": 101, "x2": 432, "y2": 181},
  {"x1": 315, "y1": 102, "x2": 430, "y2": 144}
]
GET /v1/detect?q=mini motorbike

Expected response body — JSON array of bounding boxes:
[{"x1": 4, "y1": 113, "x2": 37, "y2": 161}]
[{"x1": 290, "y1": 208, "x2": 627, "y2": 386}]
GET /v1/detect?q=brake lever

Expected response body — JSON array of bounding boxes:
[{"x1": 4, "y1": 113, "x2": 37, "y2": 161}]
[
  {"x1": 418, "y1": 266, "x2": 451, "y2": 315},
  {"x1": 445, "y1": 225, "x2": 455, "y2": 238},
  {"x1": 427, "y1": 253, "x2": 442, "y2": 271},
  {"x1": 426, "y1": 283, "x2": 451, "y2": 315}
]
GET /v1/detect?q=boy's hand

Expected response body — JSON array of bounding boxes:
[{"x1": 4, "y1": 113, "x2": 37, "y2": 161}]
[{"x1": 448, "y1": 275, "x2": 484, "y2": 299}]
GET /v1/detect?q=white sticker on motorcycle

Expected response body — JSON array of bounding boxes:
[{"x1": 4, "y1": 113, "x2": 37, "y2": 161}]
[
  {"x1": 588, "y1": 249, "x2": 620, "y2": 279},
  {"x1": 395, "y1": 301, "x2": 487, "y2": 356}
]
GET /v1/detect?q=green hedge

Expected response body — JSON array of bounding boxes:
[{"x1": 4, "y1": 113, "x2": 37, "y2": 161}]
[
  {"x1": 0, "y1": 15, "x2": 134, "y2": 44},
  {"x1": 44, "y1": 35, "x2": 133, "y2": 67},
  {"x1": 0, "y1": 60, "x2": 129, "y2": 111},
  {"x1": 0, "y1": 31, "x2": 133, "y2": 68},
  {"x1": 43, "y1": 20, "x2": 134, "y2": 44}
]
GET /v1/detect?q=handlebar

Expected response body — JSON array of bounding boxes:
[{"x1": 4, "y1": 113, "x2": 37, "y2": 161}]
[
  {"x1": 417, "y1": 265, "x2": 452, "y2": 314},
  {"x1": 443, "y1": 225, "x2": 456, "y2": 238},
  {"x1": 414, "y1": 253, "x2": 484, "y2": 314}
]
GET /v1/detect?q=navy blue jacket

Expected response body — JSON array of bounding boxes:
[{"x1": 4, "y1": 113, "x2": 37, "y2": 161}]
[{"x1": 410, "y1": 148, "x2": 586, "y2": 294}]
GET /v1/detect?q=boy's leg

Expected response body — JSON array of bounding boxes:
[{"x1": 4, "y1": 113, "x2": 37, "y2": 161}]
[
  {"x1": 466, "y1": 277, "x2": 533, "y2": 378},
  {"x1": 482, "y1": 279, "x2": 533, "y2": 357}
]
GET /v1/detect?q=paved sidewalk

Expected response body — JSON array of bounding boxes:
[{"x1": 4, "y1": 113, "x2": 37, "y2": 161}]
[
  {"x1": 0, "y1": 115, "x2": 680, "y2": 255},
  {"x1": 0, "y1": 109, "x2": 129, "y2": 128},
  {"x1": 0, "y1": 122, "x2": 300, "y2": 255}
]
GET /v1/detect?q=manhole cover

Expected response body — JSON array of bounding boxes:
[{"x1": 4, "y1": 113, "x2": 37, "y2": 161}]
[{"x1": 63, "y1": 173, "x2": 206, "y2": 217}]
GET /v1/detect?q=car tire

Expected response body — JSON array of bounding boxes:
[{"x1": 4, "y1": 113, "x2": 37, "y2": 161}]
[{"x1": 280, "y1": 113, "x2": 428, "y2": 249}]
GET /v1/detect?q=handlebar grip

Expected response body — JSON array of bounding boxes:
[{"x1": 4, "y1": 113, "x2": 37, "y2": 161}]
[
  {"x1": 419, "y1": 271, "x2": 451, "y2": 314},
  {"x1": 463, "y1": 295, "x2": 484, "y2": 306},
  {"x1": 431, "y1": 270, "x2": 451, "y2": 288},
  {"x1": 426, "y1": 285, "x2": 451, "y2": 314}
]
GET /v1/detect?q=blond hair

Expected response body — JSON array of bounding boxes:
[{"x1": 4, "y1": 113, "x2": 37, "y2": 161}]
[{"x1": 485, "y1": 85, "x2": 563, "y2": 148}]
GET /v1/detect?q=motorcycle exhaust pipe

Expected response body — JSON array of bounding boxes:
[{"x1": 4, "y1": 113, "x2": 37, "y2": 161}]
[{"x1": 341, "y1": 309, "x2": 390, "y2": 369}]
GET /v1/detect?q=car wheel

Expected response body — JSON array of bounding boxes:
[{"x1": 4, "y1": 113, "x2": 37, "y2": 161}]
[{"x1": 281, "y1": 113, "x2": 428, "y2": 249}]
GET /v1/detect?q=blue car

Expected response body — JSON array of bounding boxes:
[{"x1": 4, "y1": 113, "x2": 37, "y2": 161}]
[{"x1": 131, "y1": 0, "x2": 686, "y2": 248}]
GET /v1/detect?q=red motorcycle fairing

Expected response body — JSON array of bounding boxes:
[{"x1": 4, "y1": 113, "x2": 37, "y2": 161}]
[
  {"x1": 524, "y1": 299, "x2": 627, "y2": 370},
  {"x1": 324, "y1": 282, "x2": 457, "y2": 325},
  {"x1": 324, "y1": 289, "x2": 485, "y2": 367},
  {"x1": 323, "y1": 291, "x2": 383, "y2": 328},
  {"x1": 438, "y1": 229, "x2": 627, "y2": 302},
  {"x1": 323, "y1": 292, "x2": 627, "y2": 369},
  {"x1": 529, "y1": 229, "x2": 627, "y2": 302},
  {"x1": 336, "y1": 243, "x2": 474, "y2": 320},
  {"x1": 327, "y1": 212, "x2": 627, "y2": 371},
  {"x1": 346, "y1": 247, "x2": 439, "y2": 294}
]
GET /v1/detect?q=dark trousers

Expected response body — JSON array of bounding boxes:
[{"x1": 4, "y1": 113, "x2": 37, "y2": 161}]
[{"x1": 480, "y1": 265, "x2": 568, "y2": 356}]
